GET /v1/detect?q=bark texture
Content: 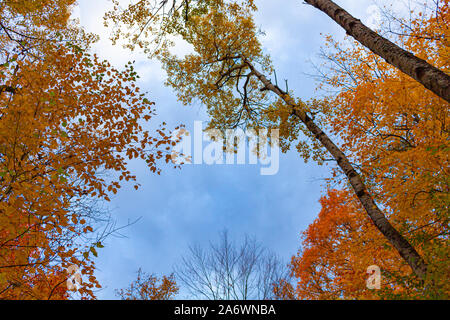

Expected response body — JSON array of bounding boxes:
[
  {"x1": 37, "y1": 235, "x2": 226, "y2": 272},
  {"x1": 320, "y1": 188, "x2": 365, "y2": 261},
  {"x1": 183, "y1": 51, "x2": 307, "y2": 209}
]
[
  {"x1": 245, "y1": 59, "x2": 428, "y2": 280},
  {"x1": 304, "y1": 0, "x2": 450, "y2": 103}
]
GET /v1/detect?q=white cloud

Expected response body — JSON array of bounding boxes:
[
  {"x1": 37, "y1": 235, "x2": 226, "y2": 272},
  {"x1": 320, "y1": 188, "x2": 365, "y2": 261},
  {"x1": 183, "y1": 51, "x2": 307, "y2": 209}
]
[
  {"x1": 74, "y1": 0, "x2": 197, "y2": 86},
  {"x1": 366, "y1": 4, "x2": 382, "y2": 29},
  {"x1": 75, "y1": 0, "x2": 155, "y2": 75}
]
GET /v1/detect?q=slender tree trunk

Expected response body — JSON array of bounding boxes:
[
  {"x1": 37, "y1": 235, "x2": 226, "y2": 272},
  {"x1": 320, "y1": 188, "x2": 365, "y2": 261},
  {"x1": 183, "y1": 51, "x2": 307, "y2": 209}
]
[
  {"x1": 245, "y1": 59, "x2": 428, "y2": 280},
  {"x1": 304, "y1": 0, "x2": 450, "y2": 103}
]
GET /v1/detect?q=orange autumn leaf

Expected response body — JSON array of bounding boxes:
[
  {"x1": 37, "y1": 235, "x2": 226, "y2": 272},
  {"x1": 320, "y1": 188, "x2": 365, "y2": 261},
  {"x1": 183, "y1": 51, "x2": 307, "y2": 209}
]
[
  {"x1": 284, "y1": 1, "x2": 449, "y2": 300},
  {"x1": 0, "y1": 0, "x2": 174, "y2": 299},
  {"x1": 115, "y1": 268, "x2": 179, "y2": 300}
]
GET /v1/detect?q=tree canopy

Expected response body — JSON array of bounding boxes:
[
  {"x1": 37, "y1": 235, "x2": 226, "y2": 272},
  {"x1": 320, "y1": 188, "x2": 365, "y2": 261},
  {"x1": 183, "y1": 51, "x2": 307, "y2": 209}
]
[
  {"x1": 0, "y1": 0, "x2": 173, "y2": 299},
  {"x1": 1, "y1": 0, "x2": 448, "y2": 300}
]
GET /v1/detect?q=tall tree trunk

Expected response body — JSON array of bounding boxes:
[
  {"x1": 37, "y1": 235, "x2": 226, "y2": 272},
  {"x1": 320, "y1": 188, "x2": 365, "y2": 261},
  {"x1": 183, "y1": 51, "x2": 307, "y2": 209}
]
[
  {"x1": 304, "y1": 0, "x2": 450, "y2": 103},
  {"x1": 245, "y1": 59, "x2": 428, "y2": 280}
]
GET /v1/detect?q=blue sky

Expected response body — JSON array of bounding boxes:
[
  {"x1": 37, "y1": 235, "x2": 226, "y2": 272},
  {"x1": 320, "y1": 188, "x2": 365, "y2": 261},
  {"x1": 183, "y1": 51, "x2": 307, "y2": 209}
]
[{"x1": 74, "y1": 0, "x2": 381, "y2": 299}]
